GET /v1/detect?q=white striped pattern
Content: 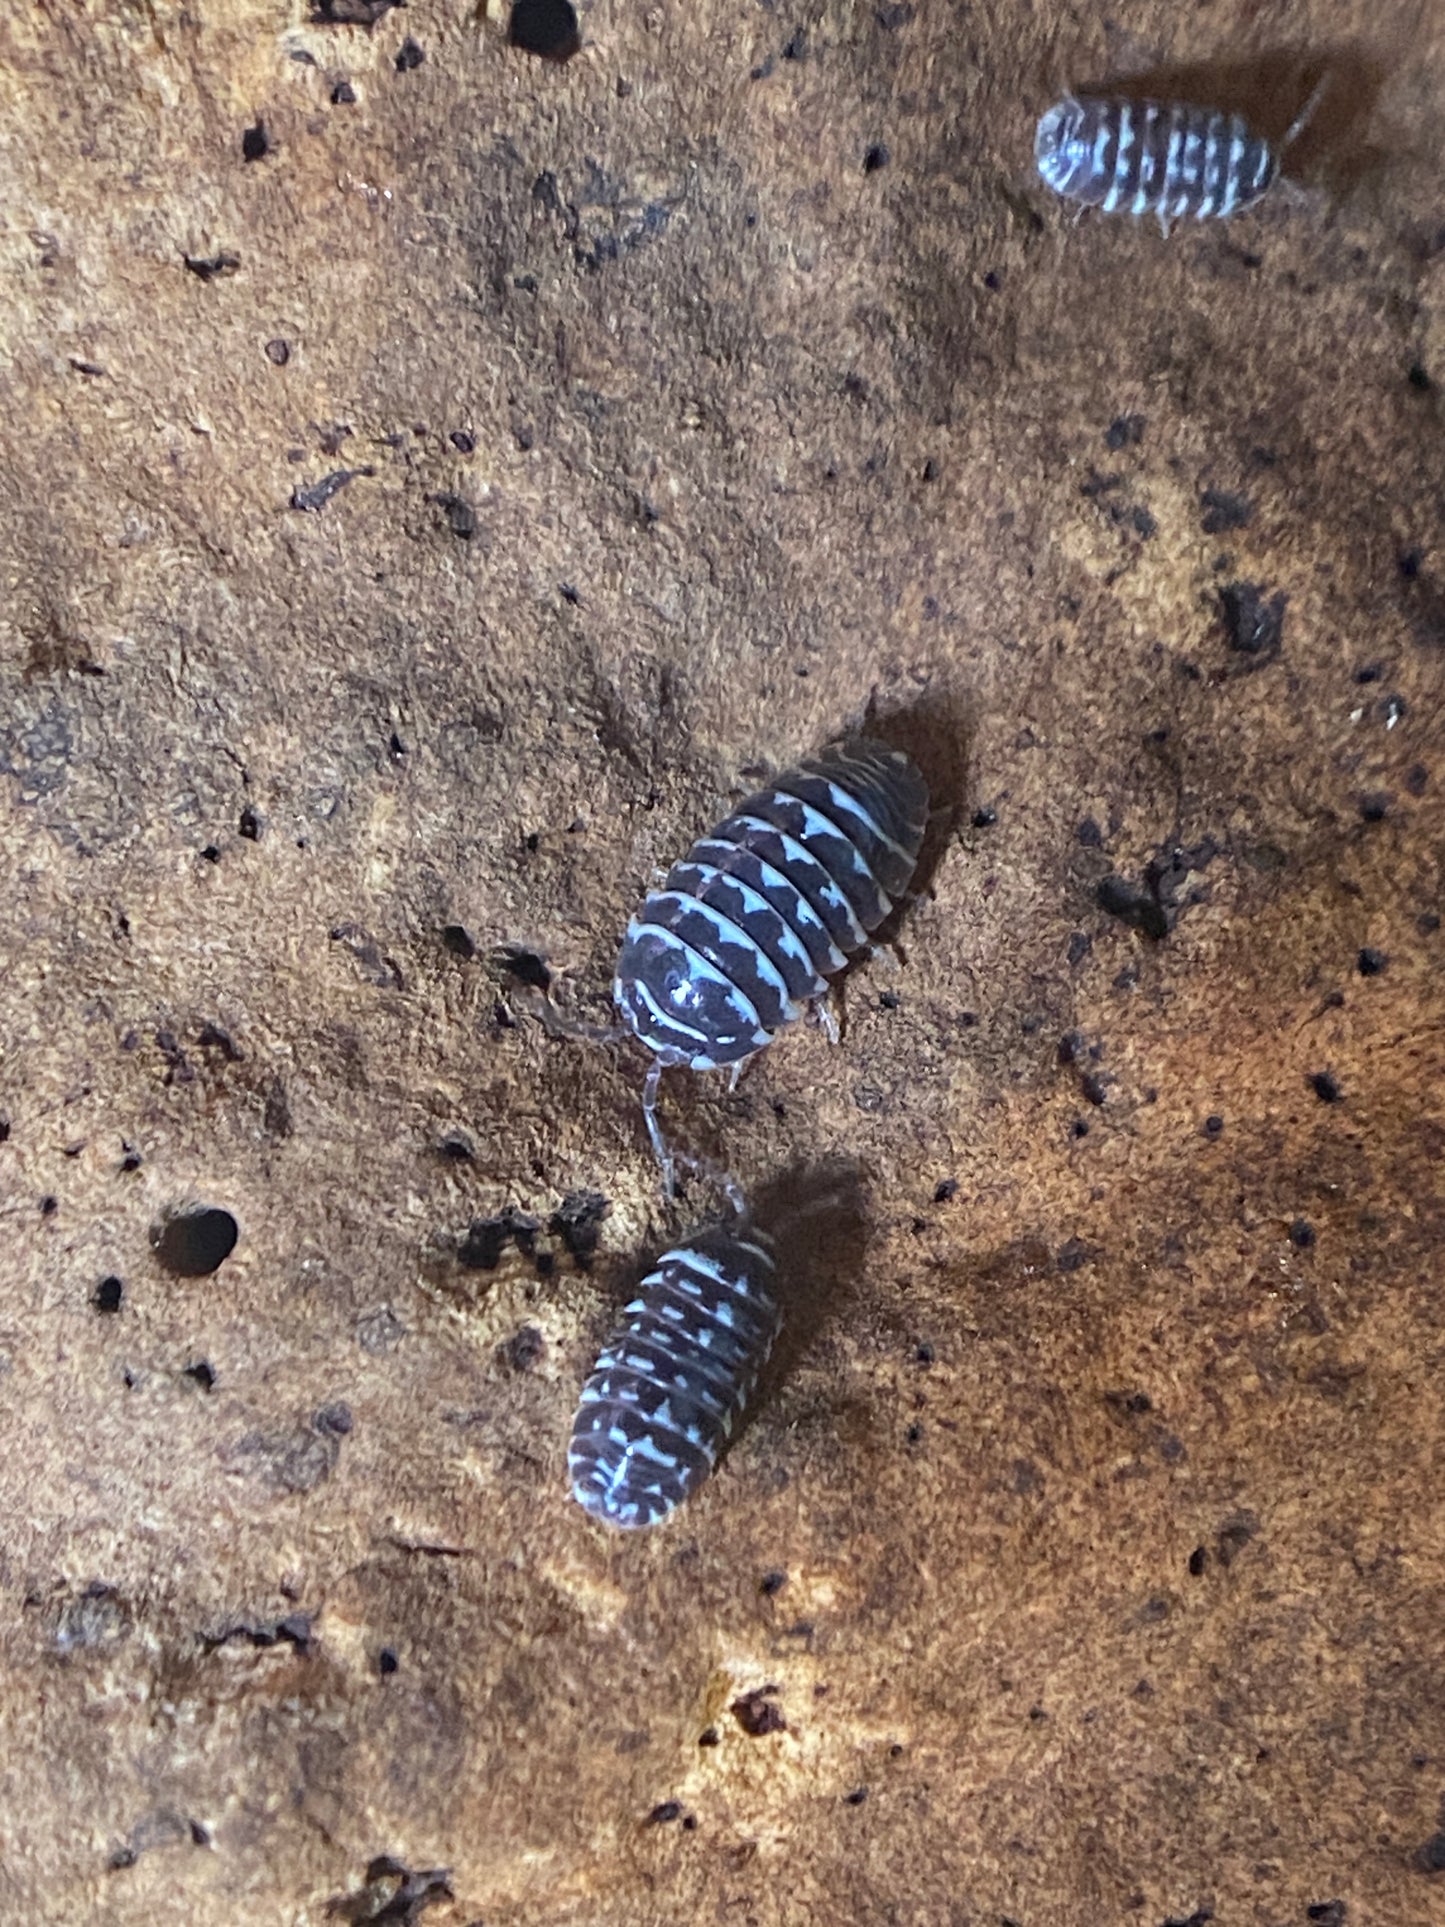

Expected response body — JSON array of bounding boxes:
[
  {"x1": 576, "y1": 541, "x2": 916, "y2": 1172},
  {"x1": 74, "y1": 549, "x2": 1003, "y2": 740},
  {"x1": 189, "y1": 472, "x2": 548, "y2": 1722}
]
[
  {"x1": 569, "y1": 1227, "x2": 781, "y2": 1529},
  {"x1": 614, "y1": 740, "x2": 928, "y2": 1073},
  {"x1": 1035, "y1": 94, "x2": 1282, "y2": 230}
]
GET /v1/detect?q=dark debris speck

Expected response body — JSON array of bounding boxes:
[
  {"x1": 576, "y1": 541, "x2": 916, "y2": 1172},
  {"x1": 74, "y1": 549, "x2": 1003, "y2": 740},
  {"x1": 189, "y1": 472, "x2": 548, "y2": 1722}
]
[
  {"x1": 458, "y1": 1208, "x2": 540, "y2": 1272},
  {"x1": 1309, "y1": 1070, "x2": 1342, "y2": 1104},
  {"x1": 1289, "y1": 1218, "x2": 1316, "y2": 1249},
  {"x1": 550, "y1": 1190, "x2": 609, "y2": 1269},
  {"x1": 1357, "y1": 946, "x2": 1388, "y2": 976},
  {"x1": 1200, "y1": 487, "x2": 1252, "y2": 533},
  {"x1": 730, "y1": 1686, "x2": 786, "y2": 1736},
  {"x1": 394, "y1": 35, "x2": 425, "y2": 69},
  {"x1": 1219, "y1": 581, "x2": 1287, "y2": 659},
  {"x1": 441, "y1": 923, "x2": 476, "y2": 960},
  {"x1": 501, "y1": 1325, "x2": 544, "y2": 1372},
  {"x1": 1104, "y1": 413, "x2": 1145, "y2": 450}
]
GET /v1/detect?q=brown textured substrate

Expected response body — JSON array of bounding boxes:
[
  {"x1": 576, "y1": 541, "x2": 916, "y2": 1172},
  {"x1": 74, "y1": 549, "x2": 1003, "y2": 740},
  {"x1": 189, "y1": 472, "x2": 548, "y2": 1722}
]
[{"x1": 1, "y1": 1, "x2": 1443, "y2": 1921}]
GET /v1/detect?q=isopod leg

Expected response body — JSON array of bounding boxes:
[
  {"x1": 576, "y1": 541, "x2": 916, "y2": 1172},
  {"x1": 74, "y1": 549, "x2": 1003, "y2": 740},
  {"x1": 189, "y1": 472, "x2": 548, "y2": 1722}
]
[
  {"x1": 674, "y1": 1150, "x2": 749, "y2": 1224},
  {"x1": 642, "y1": 1057, "x2": 676, "y2": 1197},
  {"x1": 813, "y1": 993, "x2": 841, "y2": 1047},
  {"x1": 1282, "y1": 73, "x2": 1329, "y2": 151}
]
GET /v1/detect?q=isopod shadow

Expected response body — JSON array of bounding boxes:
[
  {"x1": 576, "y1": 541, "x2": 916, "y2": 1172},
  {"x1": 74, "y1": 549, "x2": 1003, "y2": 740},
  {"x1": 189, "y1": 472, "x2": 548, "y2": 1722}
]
[
  {"x1": 748, "y1": 1157, "x2": 870, "y2": 1405},
  {"x1": 849, "y1": 682, "x2": 975, "y2": 921},
  {"x1": 1074, "y1": 43, "x2": 1388, "y2": 193}
]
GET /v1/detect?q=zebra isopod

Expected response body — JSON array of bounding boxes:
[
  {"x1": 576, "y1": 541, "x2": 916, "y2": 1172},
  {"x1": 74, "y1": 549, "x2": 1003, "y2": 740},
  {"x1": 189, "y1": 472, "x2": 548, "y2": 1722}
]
[
  {"x1": 1034, "y1": 95, "x2": 1303, "y2": 232},
  {"x1": 568, "y1": 1222, "x2": 781, "y2": 1529},
  {"x1": 613, "y1": 737, "x2": 929, "y2": 1075}
]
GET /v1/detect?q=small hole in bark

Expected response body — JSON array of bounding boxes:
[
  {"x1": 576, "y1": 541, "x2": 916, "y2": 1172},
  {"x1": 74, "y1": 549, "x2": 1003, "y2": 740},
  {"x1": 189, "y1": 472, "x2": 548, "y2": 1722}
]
[
  {"x1": 184, "y1": 1360, "x2": 216, "y2": 1391},
  {"x1": 241, "y1": 122, "x2": 271, "y2": 162},
  {"x1": 94, "y1": 1276, "x2": 124, "y2": 1314},
  {"x1": 862, "y1": 143, "x2": 890, "y2": 173},
  {"x1": 378, "y1": 1646, "x2": 399, "y2": 1675},
  {"x1": 441, "y1": 923, "x2": 476, "y2": 959},
  {"x1": 508, "y1": 0, "x2": 580, "y2": 61},
  {"x1": 238, "y1": 804, "x2": 263, "y2": 839},
  {"x1": 154, "y1": 1208, "x2": 239, "y2": 1278},
  {"x1": 394, "y1": 35, "x2": 424, "y2": 69}
]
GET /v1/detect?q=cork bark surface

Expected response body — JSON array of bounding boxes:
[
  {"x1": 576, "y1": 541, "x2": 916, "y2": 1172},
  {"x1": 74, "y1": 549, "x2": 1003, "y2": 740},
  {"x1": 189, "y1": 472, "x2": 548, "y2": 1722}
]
[{"x1": 2, "y1": 0, "x2": 1443, "y2": 1921}]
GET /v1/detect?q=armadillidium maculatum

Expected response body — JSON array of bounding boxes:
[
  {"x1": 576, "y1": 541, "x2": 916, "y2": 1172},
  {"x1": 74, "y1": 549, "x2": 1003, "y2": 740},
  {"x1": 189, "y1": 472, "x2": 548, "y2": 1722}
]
[
  {"x1": 568, "y1": 1222, "x2": 780, "y2": 1529},
  {"x1": 613, "y1": 738, "x2": 929, "y2": 1172},
  {"x1": 1034, "y1": 89, "x2": 1321, "y2": 233}
]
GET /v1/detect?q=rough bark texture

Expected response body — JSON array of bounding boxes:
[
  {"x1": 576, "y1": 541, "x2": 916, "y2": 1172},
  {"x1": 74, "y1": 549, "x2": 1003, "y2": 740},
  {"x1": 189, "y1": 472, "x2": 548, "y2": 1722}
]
[{"x1": 1, "y1": 0, "x2": 1443, "y2": 1921}]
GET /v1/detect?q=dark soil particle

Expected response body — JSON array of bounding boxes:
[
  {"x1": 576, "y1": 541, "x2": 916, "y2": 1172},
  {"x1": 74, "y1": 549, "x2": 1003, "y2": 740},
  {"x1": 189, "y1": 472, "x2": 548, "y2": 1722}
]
[
  {"x1": 440, "y1": 924, "x2": 476, "y2": 959},
  {"x1": 501, "y1": 1325, "x2": 544, "y2": 1371},
  {"x1": 1357, "y1": 947, "x2": 1387, "y2": 976},
  {"x1": 508, "y1": 0, "x2": 581, "y2": 61},
  {"x1": 1200, "y1": 488, "x2": 1252, "y2": 533},
  {"x1": 1309, "y1": 1071, "x2": 1342, "y2": 1104},
  {"x1": 731, "y1": 1686, "x2": 787, "y2": 1736},
  {"x1": 184, "y1": 251, "x2": 240, "y2": 281},
  {"x1": 550, "y1": 1191, "x2": 609, "y2": 1269},
  {"x1": 458, "y1": 1208, "x2": 540, "y2": 1271},
  {"x1": 1218, "y1": 581, "x2": 1287, "y2": 659}
]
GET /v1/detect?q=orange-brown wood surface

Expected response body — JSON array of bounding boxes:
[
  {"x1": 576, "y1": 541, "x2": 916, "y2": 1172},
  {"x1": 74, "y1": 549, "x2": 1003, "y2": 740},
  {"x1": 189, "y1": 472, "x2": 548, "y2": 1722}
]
[{"x1": 1, "y1": 2, "x2": 1442, "y2": 1920}]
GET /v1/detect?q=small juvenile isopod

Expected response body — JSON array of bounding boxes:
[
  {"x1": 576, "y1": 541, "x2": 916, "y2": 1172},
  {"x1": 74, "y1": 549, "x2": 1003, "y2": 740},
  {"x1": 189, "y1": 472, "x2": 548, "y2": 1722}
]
[
  {"x1": 1034, "y1": 85, "x2": 1323, "y2": 233},
  {"x1": 568, "y1": 1221, "x2": 780, "y2": 1528},
  {"x1": 613, "y1": 738, "x2": 929, "y2": 1174}
]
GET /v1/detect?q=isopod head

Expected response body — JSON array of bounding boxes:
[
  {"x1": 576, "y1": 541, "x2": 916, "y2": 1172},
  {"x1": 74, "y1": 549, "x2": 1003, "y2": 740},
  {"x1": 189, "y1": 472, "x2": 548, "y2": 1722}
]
[{"x1": 1034, "y1": 97, "x2": 1091, "y2": 197}]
